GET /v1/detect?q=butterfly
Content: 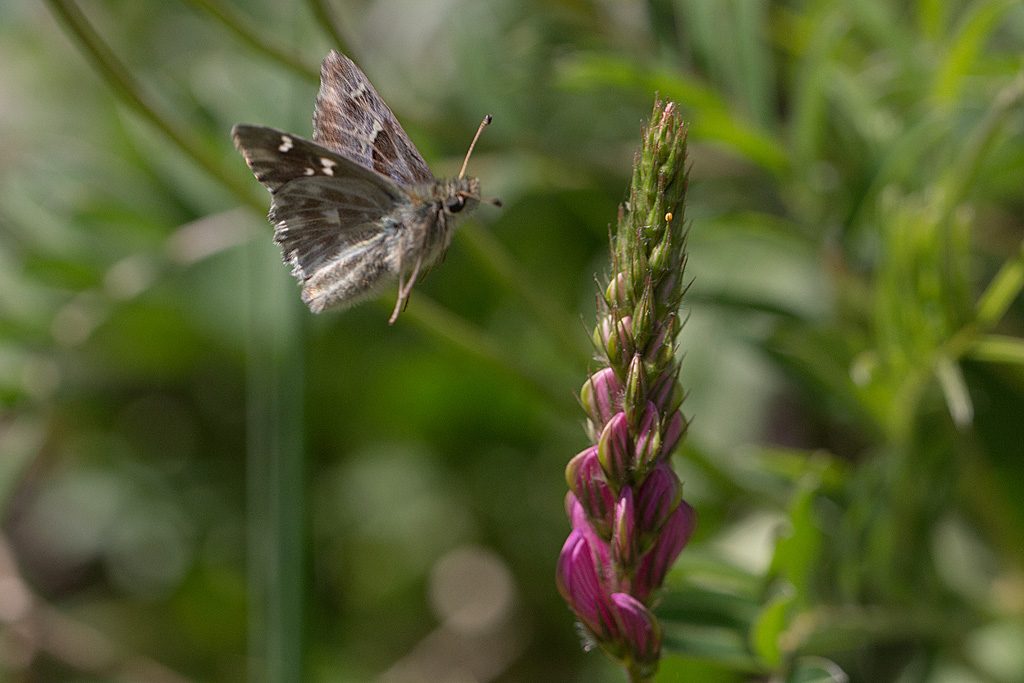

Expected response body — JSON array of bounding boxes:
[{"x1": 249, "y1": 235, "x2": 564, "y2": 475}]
[{"x1": 232, "y1": 50, "x2": 499, "y2": 324}]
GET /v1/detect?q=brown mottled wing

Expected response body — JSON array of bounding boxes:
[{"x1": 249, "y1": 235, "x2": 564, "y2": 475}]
[
  {"x1": 313, "y1": 50, "x2": 434, "y2": 186},
  {"x1": 232, "y1": 124, "x2": 402, "y2": 297}
]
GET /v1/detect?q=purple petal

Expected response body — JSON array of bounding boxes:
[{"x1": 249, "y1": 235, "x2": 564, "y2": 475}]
[
  {"x1": 555, "y1": 529, "x2": 584, "y2": 602},
  {"x1": 565, "y1": 492, "x2": 586, "y2": 528},
  {"x1": 580, "y1": 368, "x2": 622, "y2": 428},
  {"x1": 610, "y1": 592, "x2": 662, "y2": 664},
  {"x1": 650, "y1": 372, "x2": 683, "y2": 416},
  {"x1": 566, "y1": 494, "x2": 613, "y2": 570},
  {"x1": 611, "y1": 316, "x2": 633, "y2": 361},
  {"x1": 634, "y1": 401, "x2": 662, "y2": 470},
  {"x1": 657, "y1": 272, "x2": 678, "y2": 304},
  {"x1": 598, "y1": 412, "x2": 632, "y2": 484},
  {"x1": 566, "y1": 447, "x2": 615, "y2": 534},
  {"x1": 644, "y1": 322, "x2": 671, "y2": 363},
  {"x1": 556, "y1": 529, "x2": 617, "y2": 639},
  {"x1": 661, "y1": 410, "x2": 686, "y2": 458},
  {"x1": 636, "y1": 463, "x2": 682, "y2": 534},
  {"x1": 633, "y1": 499, "x2": 697, "y2": 601},
  {"x1": 613, "y1": 487, "x2": 637, "y2": 566}
]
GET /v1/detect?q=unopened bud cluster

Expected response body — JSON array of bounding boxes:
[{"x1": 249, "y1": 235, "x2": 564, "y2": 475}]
[{"x1": 557, "y1": 101, "x2": 695, "y2": 682}]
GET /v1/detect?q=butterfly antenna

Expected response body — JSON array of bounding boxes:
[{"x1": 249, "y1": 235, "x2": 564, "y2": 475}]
[
  {"x1": 458, "y1": 114, "x2": 492, "y2": 180},
  {"x1": 461, "y1": 193, "x2": 503, "y2": 208}
]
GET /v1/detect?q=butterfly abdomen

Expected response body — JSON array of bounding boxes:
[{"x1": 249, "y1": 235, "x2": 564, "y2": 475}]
[{"x1": 300, "y1": 232, "x2": 398, "y2": 313}]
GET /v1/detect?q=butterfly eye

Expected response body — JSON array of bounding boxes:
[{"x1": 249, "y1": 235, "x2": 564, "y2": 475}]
[{"x1": 446, "y1": 196, "x2": 466, "y2": 213}]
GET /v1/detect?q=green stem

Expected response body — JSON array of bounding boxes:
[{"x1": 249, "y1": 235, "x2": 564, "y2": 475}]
[
  {"x1": 782, "y1": 604, "x2": 976, "y2": 656},
  {"x1": 246, "y1": 245, "x2": 306, "y2": 683},
  {"x1": 457, "y1": 226, "x2": 592, "y2": 367},
  {"x1": 976, "y1": 240, "x2": 1024, "y2": 328},
  {"x1": 42, "y1": 0, "x2": 260, "y2": 210},
  {"x1": 304, "y1": 0, "x2": 352, "y2": 54},
  {"x1": 940, "y1": 67, "x2": 1024, "y2": 212},
  {"x1": 183, "y1": 0, "x2": 320, "y2": 83},
  {"x1": 626, "y1": 665, "x2": 651, "y2": 683},
  {"x1": 393, "y1": 293, "x2": 577, "y2": 414},
  {"x1": 968, "y1": 334, "x2": 1024, "y2": 365},
  {"x1": 627, "y1": 671, "x2": 649, "y2": 682}
]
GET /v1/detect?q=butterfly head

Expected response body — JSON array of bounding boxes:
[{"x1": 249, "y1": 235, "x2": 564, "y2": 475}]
[
  {"x1": 447, "y1": 114, "x2": 502, "y2": 212},
  {"x1": 437, "y1": 176, "x2": 485, "y2": 217}
]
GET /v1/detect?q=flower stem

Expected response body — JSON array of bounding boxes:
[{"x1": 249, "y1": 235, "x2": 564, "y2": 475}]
[{"x1": 183, "y1": 0, "x2": 320, "y2": 83}]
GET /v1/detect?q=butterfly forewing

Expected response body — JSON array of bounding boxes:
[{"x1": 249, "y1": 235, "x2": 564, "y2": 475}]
[
  {"x1": 232, "y1": 124, "x2": 403, "y2": 284},
  {"x1": 314, "y1": 50, "x2": 434, "y2": 186}
]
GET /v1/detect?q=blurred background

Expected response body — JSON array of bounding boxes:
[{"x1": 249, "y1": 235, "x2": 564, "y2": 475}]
[{"x1": 2, "y1": 1, "x2": 1024, "y2": 682}]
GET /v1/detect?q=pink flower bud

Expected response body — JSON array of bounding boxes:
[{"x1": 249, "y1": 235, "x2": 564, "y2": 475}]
[
  {"x1": 657, "y1": 272, "x2": 678, "y2": 306},
  {"x1": 597, "y1": 412, "x2": 631, "y2": 484},
  {"x1": 613, "y1": 488, "x2": 637, "y2": 567},
  {"x1": 633, "y1": 499, "x2": 697, "y2": 601},
  {"x1": 661, "y1": 410, "x2": 686, "y2": 458},
  {"x1": 649, "y1": 372, "x2": 677, "y2": 413},
  {"x1": 624, "y1": 354, "x2": 645, "y2": 424},
  {"x1": 566, "y1": 447, "x2": 615, "y2": 536},
  {"x1": 566, "y1": 495, "x2": 612, "y2": 568},
  {"x1": 580, "y1": 368, "x2": 622, "y2": 428},
  {"x1": 610, "y1": 593, "x2": 662, "y2": 669},
  {"x1": 649, "y1": 235, "x2": 671, "y2": 272},
  {"x1": 636, "y1": 463, "x2": 682, "y2": 535},
  {"x1": 631, "y1": 285, "x2": 653, "y2": 347},
  {"x1": 634, "y1": 401, "x2": 662, "y2": 470},
  {"x1": 556, "y1": 529, "x2": 617, "y2": 640},
  {"x1": 605, "y1": 272, "x2": 629, "y2": 308},
  {"x1": 612, "y1": 316, "x2": 633, "y2": 361},
  {"x1": 644, "y1": 321, "x2": 672, "y2": 363},
  {"x1": 593, "y1": 317, "x2": 611, "y2": 356}
]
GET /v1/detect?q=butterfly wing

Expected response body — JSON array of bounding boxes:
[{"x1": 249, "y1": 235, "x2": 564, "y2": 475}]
[
  {"x1": 232, "y1": 124, "x2": 406, "y2": 311},
  {"x1": 313, "y1": 50, "x2": 434, "y2": 187}
]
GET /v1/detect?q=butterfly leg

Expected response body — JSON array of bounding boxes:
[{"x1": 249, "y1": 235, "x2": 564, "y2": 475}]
[{"x1": 389, "y1": 255, "x2": 424, "y2": 324}]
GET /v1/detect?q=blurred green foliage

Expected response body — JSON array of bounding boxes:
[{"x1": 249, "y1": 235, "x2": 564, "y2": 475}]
[{"x1": 1, "y1": 0, "x2": 1023, "y2": 682}]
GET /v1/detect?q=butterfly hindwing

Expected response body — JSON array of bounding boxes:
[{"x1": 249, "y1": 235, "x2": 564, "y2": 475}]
[
  {"x1": 232, "y1": 123, "x2": 404, "y2": 285},
  {"x1": 313, "y1": 50, "x2": 434, "y2": 187},
  {"x1": 299, "y1": 231, "x2": 396, "y2": 313}
]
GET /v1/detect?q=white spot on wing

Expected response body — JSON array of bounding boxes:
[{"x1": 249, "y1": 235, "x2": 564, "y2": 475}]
[
  {"x1": 278, "y1": 135, "x2": 293, "y2": 152},
  {"x1": 304, "y1": 167, "x2": 316, "y2": 176},
  {"x1": 320, "y1": 158, "x2": 337, "y2": 176}
]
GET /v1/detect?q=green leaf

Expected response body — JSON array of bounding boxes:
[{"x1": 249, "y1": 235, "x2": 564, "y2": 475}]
[
  {"x1": 660, "y1": 622, "x2": 766, "y2": 672},
  {"x1": 931, "y1": 0, "x2": 1018, "y2": 104},
  {"x1": 976, "y1": 241, "x2": 1024, "y2": 328},
  {"x1": 750, "y1": 584, "x2": 797, "y2": 667},
  {"x1": 556, "y1": 53, "x2": 788, "y2": 172},
  {"x1": 935, "y1": 354, "x2": 973, "y2": 428},
  {"x1": 748, "y1": 447, "x2": 850, "y2": 491},
  {"x1": 769, "y1": 473, "x2": 824, "y2": 597},
  {"x1": 968, "y1": 335, "x2": 1024, "y2": 366},
  {"x1": 658, "y1": 581, "x2": 762, "y2": 632},
  {"x1": 654, "y1": 654, "x2": 741, "y2": 683},
  {"x1": 788, "y1": 656, "x2": 849, "y2": 683}
]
